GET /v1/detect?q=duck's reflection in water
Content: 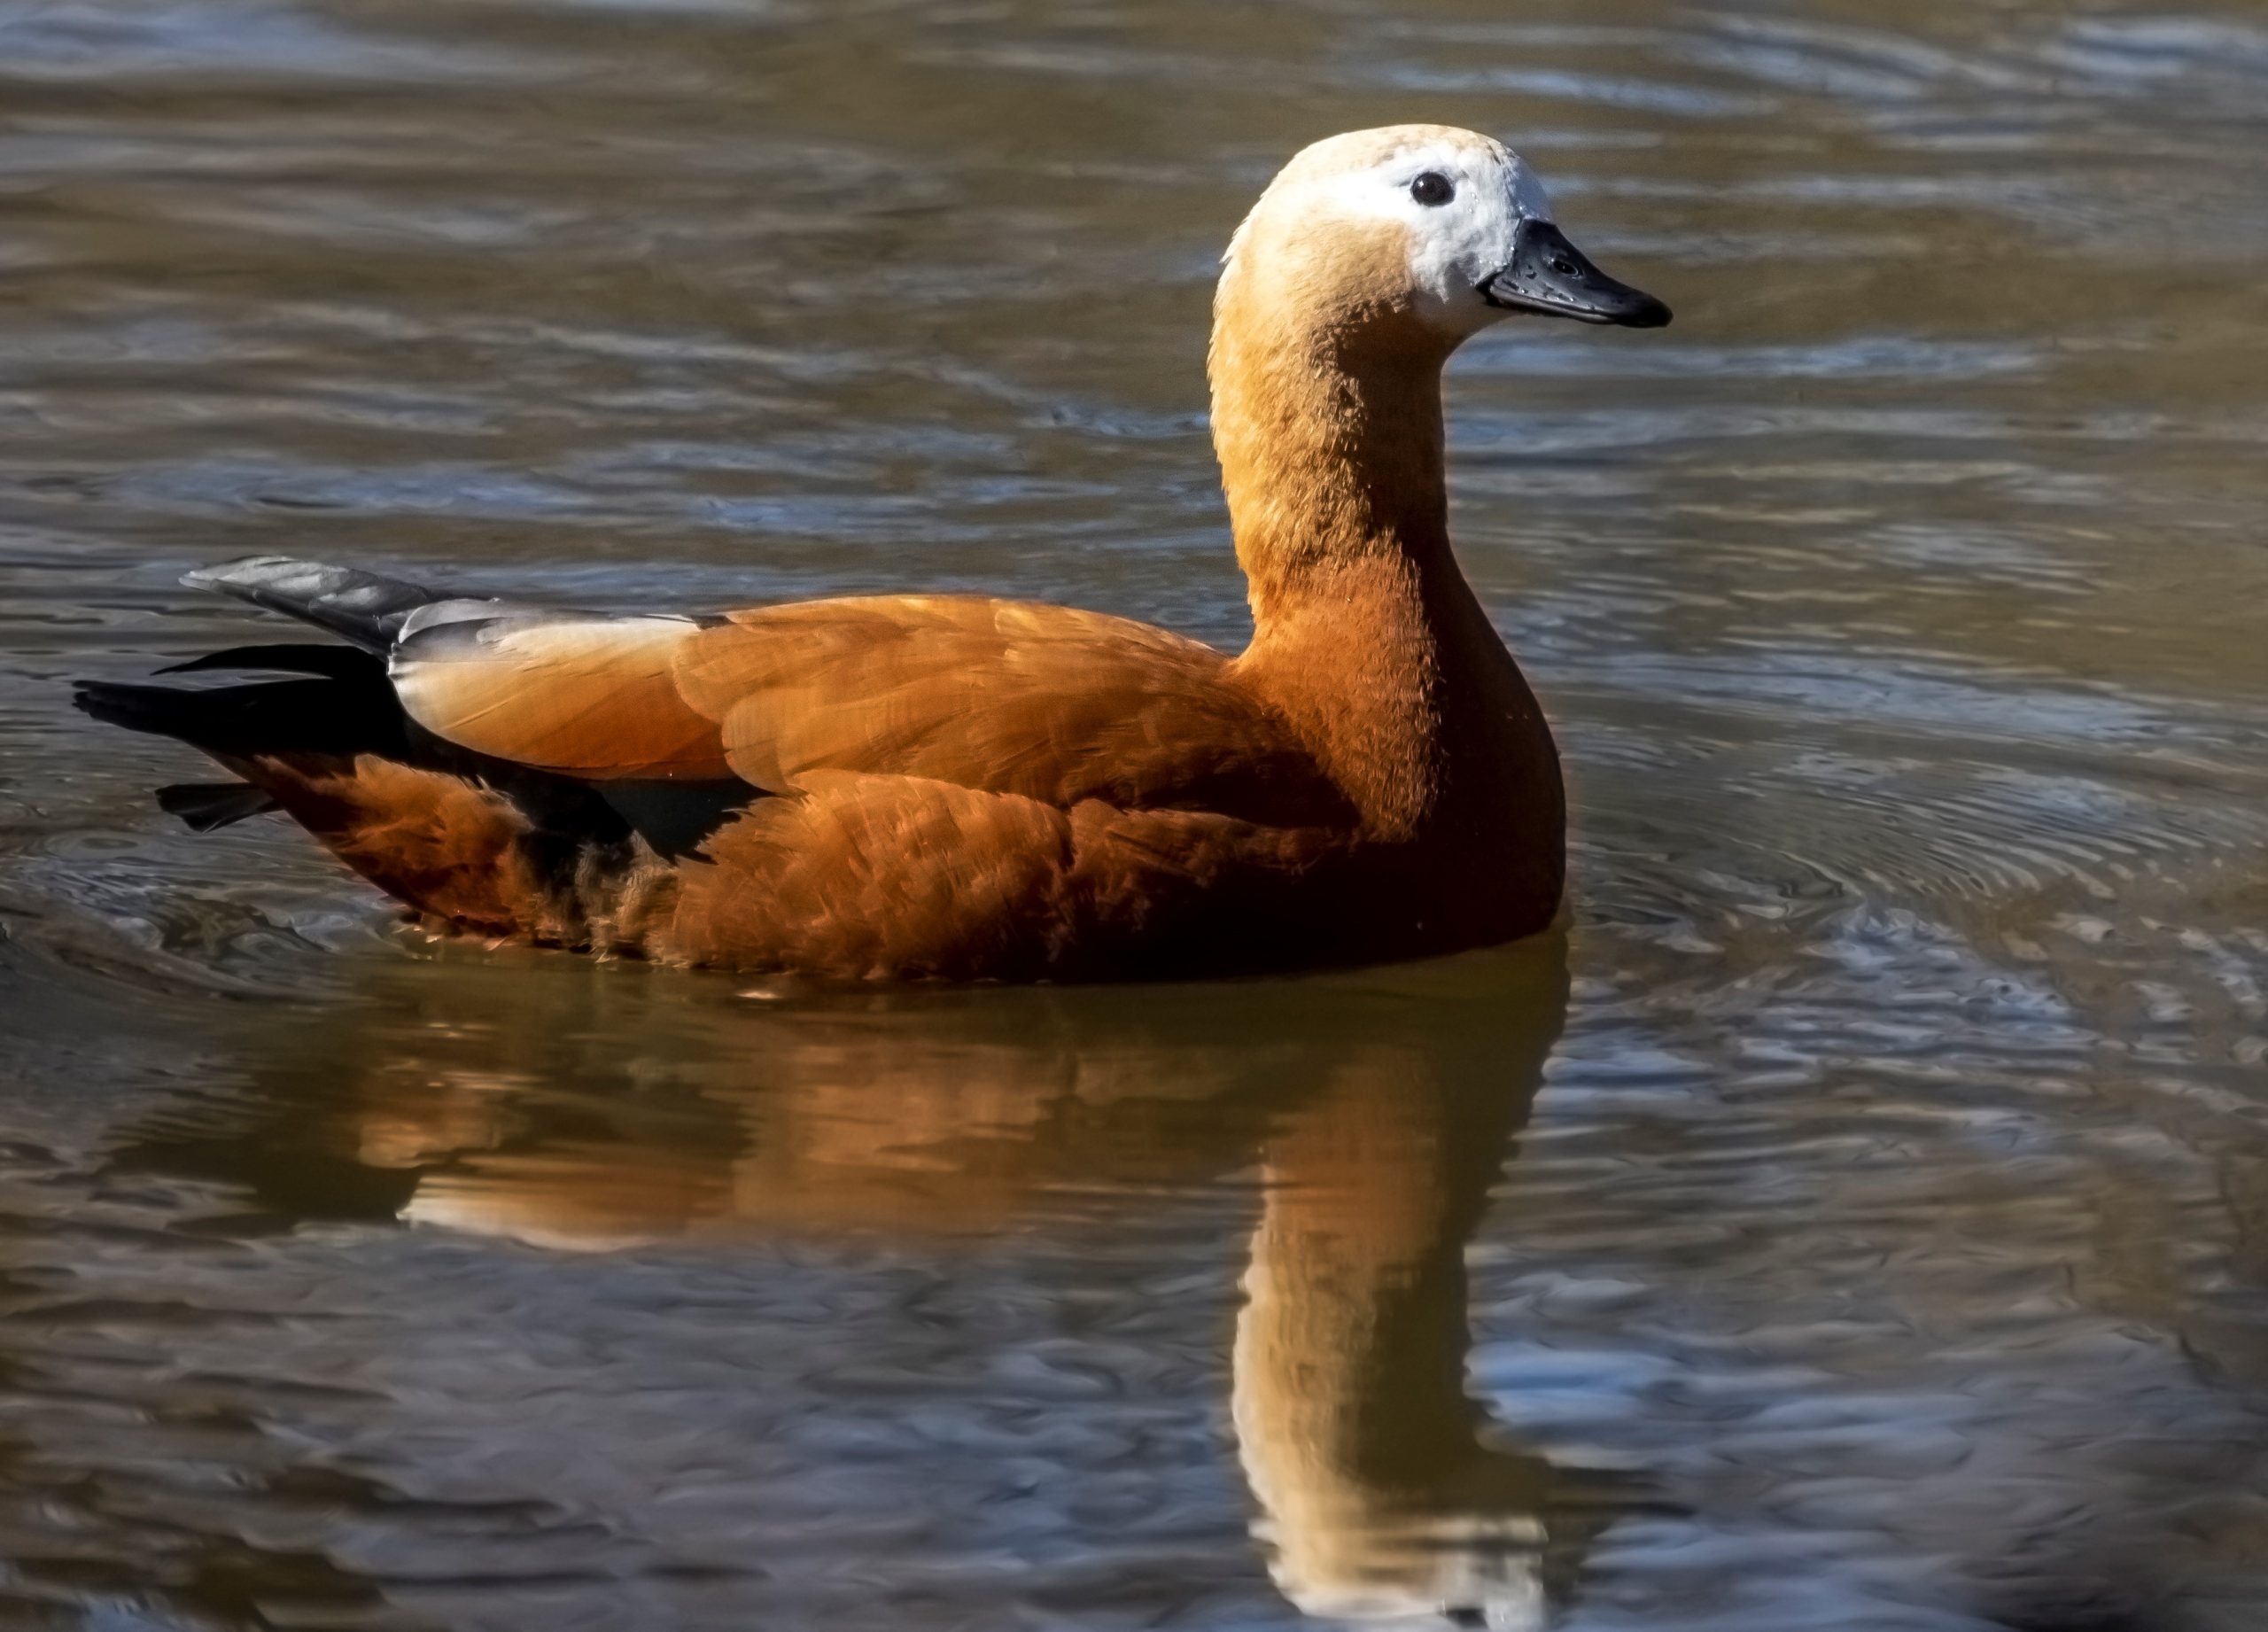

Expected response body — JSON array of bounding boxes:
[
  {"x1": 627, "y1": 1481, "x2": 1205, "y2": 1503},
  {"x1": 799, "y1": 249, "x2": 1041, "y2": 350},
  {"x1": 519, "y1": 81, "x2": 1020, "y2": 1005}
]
[
  {"x1": 112, "y1": 935, "x2": 1649, "y2": 1628},
  {"x1": 1235, "y1": 1012, "x2": 1642, "y2": 1629}
]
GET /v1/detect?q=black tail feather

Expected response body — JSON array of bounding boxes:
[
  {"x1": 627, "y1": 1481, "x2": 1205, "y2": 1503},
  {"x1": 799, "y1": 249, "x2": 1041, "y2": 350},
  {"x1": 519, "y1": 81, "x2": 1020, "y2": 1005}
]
[
  {"x1": 73, "y1": 661, "x2": 406, "y2": 758},
  {"x1": 74, "y1": 649, "x2": 646, "y2": 852},
  {"x1": 157, "y1": 642, "x2": 380, "y2": 681},
  {"x1": 156, "y1": 781, "x2": 279, "y2": 832},
  {"x1": 76, "y1": 617, "x2": 718, "y2": 859}
]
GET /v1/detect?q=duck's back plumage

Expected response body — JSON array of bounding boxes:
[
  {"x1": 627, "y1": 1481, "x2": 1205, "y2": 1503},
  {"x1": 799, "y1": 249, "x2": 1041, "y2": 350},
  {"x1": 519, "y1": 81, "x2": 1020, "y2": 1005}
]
[
  {"x1": 77, "y1": 556, "x2": 1379, "y2": 979},
  {"x1": 390, "y1": 591, "x2": 1347, "y2": 823}
]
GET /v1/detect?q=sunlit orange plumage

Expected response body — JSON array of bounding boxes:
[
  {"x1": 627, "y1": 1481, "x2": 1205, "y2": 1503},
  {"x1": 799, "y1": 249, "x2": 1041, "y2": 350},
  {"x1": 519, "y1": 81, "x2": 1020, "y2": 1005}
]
[{"x1": 74, "y1": 125, "x2": 1667, "y2": 980}]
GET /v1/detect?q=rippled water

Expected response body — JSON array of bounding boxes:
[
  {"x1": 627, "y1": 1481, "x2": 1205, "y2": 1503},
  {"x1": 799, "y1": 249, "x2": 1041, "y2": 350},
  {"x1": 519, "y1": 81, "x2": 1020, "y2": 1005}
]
[{"x1": 5, "y1": 2, "x2": 2268, "y2": 1628}]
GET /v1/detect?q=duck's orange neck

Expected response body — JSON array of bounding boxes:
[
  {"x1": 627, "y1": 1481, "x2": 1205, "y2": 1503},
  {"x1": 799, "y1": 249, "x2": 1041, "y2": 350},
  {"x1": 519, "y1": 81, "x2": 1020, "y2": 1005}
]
[
  {"x1": 1211, "y1": 306, "x2": 1456, "y2": 626},
  {"x1": 1211, "y1": 285, "x2": 1561, "y2": 870}
]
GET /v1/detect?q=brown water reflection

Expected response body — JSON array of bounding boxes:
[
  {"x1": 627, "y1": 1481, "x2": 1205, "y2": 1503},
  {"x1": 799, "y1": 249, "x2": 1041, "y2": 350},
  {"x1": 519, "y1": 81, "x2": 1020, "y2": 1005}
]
[
  {"x1": 174, "y1": 945, "x2": 1638, "y2": 1631},
  {"x1": 6, "y1": 0, "x2": 2268, "y2": 1627},
  {"x1": 12, "y1": 940, "x2": 1651, "y2": 1629}
]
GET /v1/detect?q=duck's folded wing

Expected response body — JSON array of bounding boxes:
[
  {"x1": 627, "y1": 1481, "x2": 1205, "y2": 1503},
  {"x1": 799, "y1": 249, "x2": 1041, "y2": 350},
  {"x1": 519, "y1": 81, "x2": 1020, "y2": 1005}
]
[
  {"x1": 392, "y1": 595, "x2": 1345, "y2": 820},
  {"x1": 391, "y1": 610, "x2": 737, "y2": 781}
]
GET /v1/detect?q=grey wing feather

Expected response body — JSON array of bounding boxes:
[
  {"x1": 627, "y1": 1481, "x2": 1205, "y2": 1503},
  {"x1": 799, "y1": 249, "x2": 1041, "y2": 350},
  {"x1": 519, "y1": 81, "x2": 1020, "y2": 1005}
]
[{"x1": 182, "y1": 556, "x2": 470, "y2": 652}]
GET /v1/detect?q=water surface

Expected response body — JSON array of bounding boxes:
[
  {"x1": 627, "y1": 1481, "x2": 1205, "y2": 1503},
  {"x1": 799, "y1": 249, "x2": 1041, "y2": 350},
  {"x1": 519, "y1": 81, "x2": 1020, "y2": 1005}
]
[{"x1": 5, "y1": 2, "x2": 2268, "y2": 1628}]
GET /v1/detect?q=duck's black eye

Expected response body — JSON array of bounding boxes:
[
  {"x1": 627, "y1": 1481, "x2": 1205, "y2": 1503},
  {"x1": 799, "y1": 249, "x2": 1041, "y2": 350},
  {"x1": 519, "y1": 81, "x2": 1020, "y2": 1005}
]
[{"x1": 1409, "y1": 172, "x2": 1454, "y2": 207}]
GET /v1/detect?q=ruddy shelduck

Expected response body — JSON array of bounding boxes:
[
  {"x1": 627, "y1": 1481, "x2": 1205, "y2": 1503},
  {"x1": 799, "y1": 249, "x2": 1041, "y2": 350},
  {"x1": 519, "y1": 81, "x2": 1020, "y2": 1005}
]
[{"x1": 77, "y1": 125, "x2": 1669, "y2": 980}]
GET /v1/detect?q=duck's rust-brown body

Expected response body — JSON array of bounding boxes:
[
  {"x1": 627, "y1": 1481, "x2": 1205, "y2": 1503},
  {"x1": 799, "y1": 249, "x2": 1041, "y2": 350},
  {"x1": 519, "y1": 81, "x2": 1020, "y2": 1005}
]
[{"x1": 76, "y1": 125, "x2": 1671, "y2": 981}]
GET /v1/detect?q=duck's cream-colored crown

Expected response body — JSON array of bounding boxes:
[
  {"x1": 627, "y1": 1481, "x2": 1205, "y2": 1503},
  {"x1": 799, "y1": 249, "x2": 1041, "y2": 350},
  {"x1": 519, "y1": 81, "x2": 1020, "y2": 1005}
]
[{"x1": 1261, "y1": 124, "x2": 1518, "y2": 193}]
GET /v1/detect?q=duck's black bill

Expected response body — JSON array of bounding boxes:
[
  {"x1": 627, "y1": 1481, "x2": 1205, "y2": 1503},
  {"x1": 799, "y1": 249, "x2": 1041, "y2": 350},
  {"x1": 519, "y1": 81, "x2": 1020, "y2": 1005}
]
[{"x1": 1481, "y1": 220, "x2": 1671, "y2": 329}]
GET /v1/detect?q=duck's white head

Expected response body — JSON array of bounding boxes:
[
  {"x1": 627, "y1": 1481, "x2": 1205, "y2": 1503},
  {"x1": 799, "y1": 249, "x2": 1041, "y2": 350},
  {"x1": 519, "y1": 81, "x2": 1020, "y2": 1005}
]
[{"x1": 1220, "y1": 124, "x2": 1669, "y2": 351}]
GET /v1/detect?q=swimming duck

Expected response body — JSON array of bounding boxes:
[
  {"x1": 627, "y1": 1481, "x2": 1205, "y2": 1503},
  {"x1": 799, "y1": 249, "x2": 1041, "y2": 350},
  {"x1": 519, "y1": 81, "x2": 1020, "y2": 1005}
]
[{"x1": 76, "y1": 124, "x2": 1668, "y2": 981}]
